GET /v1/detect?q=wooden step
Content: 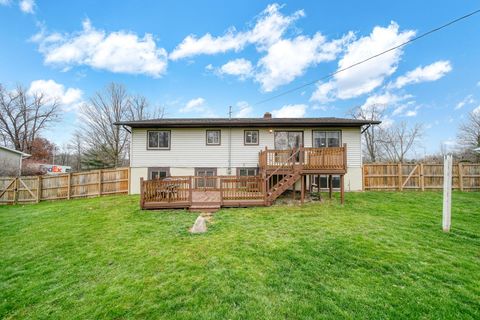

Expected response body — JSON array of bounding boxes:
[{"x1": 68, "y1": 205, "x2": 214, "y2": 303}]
[{"x1": 189, "y1": 205, "x2": 220, "y2": 213}]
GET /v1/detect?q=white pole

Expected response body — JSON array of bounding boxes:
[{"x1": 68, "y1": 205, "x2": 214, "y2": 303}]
[{"x1": 442, "y1": 154, "x2": 452, "y2": 232}]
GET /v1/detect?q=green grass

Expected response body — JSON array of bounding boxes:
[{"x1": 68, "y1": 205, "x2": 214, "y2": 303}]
[{"x1": 0, "y1": 192, "x2": 479, "y2": 319}]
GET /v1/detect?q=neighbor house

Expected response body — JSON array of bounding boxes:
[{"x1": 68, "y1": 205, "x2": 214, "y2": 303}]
[
  {"x1": 0, "y1": 146, "x2": 30, "y2": 176},
  {"x1": 117, "y1": 113, "x2": 379, "y2": 205}
]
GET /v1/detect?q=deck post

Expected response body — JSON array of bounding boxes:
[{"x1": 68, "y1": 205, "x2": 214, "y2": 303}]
[
  {"x1": 301, "y1": 175, "x2": 305, "y2": 205},
  {"x1": 140, "y1": 177, "x2": 145, "y2": 209},
  {"x1": 189, "y1": 176, "x2": 193, "y2": 205},
  {"x1": 292, "y1": 177, "x2": 296, "y2": 200},
  {"x1": 328, "y1": 175, "x2": 333, "y2": 199},
  {"x1": 340, "y1": 175, "x2": 345, "y2": 204}
]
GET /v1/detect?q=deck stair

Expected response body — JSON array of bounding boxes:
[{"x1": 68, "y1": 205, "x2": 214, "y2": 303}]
[
  {"x1": 266, "y1": 171, "x2": 301, "y2": 203},
  {"x1": 189, "y1": 204, "x2": 221, "y2": 213}
]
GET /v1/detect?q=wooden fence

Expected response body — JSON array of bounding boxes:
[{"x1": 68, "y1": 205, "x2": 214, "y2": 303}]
[
  {"x1": 0, "y1": 167, "x2": 129, "y2": 204},
  {"x1": 363, "y1": 163, "x2": 480, "y2": 191}
]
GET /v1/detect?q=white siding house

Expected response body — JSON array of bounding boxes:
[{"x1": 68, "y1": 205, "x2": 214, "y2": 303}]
[{"x1": 117, "y1": 116, "x2": 378, "y2": 194}]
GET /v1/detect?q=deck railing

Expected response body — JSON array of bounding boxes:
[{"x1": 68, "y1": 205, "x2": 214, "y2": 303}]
[
  {"x1": 220, "y1": 176, "x2": 264, "y2": 201},
  {"x1": 141, "y1": 175, "x2": 265, "y2": 208},
  {"x1": 259, "y1": 145, "x2": 347, "y2": 172},
  {"x1": 140, "y1": 177, "x2": 192, "y2": 207}
]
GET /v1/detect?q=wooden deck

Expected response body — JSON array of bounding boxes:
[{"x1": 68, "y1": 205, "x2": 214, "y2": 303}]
[{"x1": 141, "y1": 146, "x2": 347, "y2": 210}]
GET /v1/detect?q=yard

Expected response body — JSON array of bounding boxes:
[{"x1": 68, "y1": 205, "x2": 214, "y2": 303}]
[{"x1": 0, "y1": 192, "x2": 479, "y2": 319}]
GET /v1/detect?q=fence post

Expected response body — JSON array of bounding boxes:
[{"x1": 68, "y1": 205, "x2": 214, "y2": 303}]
[
  {"x1": 67, "y1": 173, "x2": 71, "y2": 200},
  {"x1": 398, "y1": 163, "x2": 403, "y2": 191},
  {"x1": 420, "y1": 163, "x2": 425, "y2": 191},
  {"x1": 458, "y1": 163, "x2": 464, "y2": 192},
  {"x1": 98, "y1": 170, "x2": 102, "y2": 196},
  {"x1": 36, "y1": 176, "x2": 41, "y2": 203},
  {"x1": 13, "y1": 177, "x2": 18, "y2": 205}
]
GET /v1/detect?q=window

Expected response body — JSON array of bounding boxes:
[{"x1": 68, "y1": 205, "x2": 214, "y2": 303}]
[
  {"x1": 274, "y1": 131, "x2": 303, "y2": 150},
  {"x1": 195, "y1": 168, "x2": 217, "y2": 188},
  {"x1": 148, "y1": 167, "x2": 170, "y2": 180},
  {"x1": 147, "y1": 130, "x2": 170, "y2": 149},
  {"x1": 238, "y1": 167, "x2": 258, "y2": 176},
  {"x1": 244, "y1": 130, "x2": 259, "y2": 145},
  {"x1": 206, "y1": 130, "x2": 221, "y2": 145},
  {"x1": 312, "y1": 131, "x2": 341, "y2": 148},
  {"x1": 315, "y1": 175, "x2": 340, "y2": 189}
]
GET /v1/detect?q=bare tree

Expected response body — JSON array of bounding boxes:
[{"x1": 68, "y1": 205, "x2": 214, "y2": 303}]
[
  {"x1": 349, "y1": 104, "x2": 385, "y2": 162},
  {"x1": 378, "y1": 122, "x2": 424, "y2": 162},
  {"x1": 457, "y1": 110, "x2": 480, "y2": 161},
  {"x1": 69, "y1": 131, "x2": 84, "y2": 171},
  {"x1": 0, "y1": 84, "x2": 60, "y2": 153},
  {"x1": 78, "y1": 83, "x2": 163, "y2": 168}
]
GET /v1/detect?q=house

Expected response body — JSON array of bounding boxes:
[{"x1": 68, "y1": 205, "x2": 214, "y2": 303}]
[
  {"x1": 116, "y1": 113, "x2": 380, "y2": 210},
  {"x1": 0, "y1": 146, "x2": 30, "y2": 176}
]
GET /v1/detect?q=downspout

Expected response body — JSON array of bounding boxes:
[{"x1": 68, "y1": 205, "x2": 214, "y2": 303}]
[{"x1": 228, "y1": 106, "x2": 232, "y2": 175}]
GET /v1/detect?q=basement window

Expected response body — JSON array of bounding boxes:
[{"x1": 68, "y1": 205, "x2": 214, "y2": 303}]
[
  {"x1": 238, "y1": 168, "x2": 258, "y2": 176},
  {"x1": 148, "y1": 167, "x2": 170, "y2": 180}
]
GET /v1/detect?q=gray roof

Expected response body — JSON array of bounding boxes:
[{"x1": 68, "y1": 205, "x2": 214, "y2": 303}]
[
  {"x1": 0, "y1": 146, "x2": 30, "y2": 157},
  {"x1": 115, "y1": 117, "x2": 381, "y2": 128}
]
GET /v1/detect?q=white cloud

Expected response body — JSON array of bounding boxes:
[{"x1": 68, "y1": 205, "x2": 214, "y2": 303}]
[
  {"x1": 234, "y1": 101, "x2": 253, "y2": 117},
  {"x1": 311, "y1": 22, "x2": 415, "y2": 103},
  {"x1": 391, "y1": 60, "x2": 452, "y2": 89},
  {"x1": 0, "y1": 0, "x2": 11, "y2": 6},
  {"x1": 360, "y1": 92, "x2": 411, "y2": 113},
  {"x1": 272, "y1": 104, "x2": 307, "y2": 117},
  {"x1": 405, "y1": 110, "x2": 417, "y2": 117},
  {"x1": 455, "y1": 94, "x2": 475, "y2": 110},
  {"x1": 28, "y1": 79, "x2": 83, "y2": 111},
  {"x1": 218, "y1": 58, "x2": 253, "y2": 79},
  {"x1": 256, "y1": 32, "x2": 353, "y2": 92},
  {"x1": 392, "y1": 104, "x2": 407, "y2": 116},
  {"x1": 477, "y1": 81, "x2": 480, "y2": 87},
  {"x1": 180, "y1": 97, "x2": 206, "y2": 113},
  {"x1": 473, "y1": 106, "x2": 480, "y2": 115},
  {"x1": 32, "y1": 19, "x2": 168, "y2": 77},
  {"x1": 169, "y1": 3, "x2": 303, "y2": 60},
  {"x1": 19, "y1": 0, "x2": 34, "y2": 13}
]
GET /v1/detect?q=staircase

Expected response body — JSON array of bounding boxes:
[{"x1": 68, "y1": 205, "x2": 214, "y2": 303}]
[{"x1": 266, "y1": 170, "x2": 301, "y2": 204}]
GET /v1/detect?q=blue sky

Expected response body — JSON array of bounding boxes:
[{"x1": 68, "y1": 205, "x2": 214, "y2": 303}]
[{"x1": 1, "y1": 0, "x2": 479, "y2": 154}]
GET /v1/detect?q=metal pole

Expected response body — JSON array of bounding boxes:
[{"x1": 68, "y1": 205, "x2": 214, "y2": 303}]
[{"x1": 228, "y1": 106, "x2": 232, "y2": 175}]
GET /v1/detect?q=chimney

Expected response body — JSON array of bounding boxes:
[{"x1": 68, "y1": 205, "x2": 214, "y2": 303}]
[{"x1": 263, "y1": 112, "x2": 272, "y2": 119}]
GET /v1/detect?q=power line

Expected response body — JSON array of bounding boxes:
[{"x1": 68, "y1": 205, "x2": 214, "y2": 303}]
[{"x1": 253, "y1": 9, "x2": 480, "y2": 106}]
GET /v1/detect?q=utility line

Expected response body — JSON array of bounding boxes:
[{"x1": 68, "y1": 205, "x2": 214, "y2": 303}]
[{"x1": 253, "y1": 9, "x2": 480, "y2": 106}]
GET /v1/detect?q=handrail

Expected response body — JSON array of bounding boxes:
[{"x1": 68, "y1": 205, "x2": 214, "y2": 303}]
[{"x1": 265, "y1": 148, "x2": 302, "y2": 182}]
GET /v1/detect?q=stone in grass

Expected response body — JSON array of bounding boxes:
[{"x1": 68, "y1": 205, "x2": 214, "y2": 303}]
[{"x1": 190, "y1": 215, "x2": 207, "y2": 233}]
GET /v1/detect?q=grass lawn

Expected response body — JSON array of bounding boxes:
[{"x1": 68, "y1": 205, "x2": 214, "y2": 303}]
[{"x1": 0, "y1": 192, "x2": 479, "y2": 319}]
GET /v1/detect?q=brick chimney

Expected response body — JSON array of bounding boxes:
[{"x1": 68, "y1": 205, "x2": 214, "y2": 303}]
[{"x1": 263, "y1": 112, "x2": 272, "y2": 119}]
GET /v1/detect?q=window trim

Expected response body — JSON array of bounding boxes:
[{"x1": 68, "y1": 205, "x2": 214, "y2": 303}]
[
  {"x1": 205, "y1": 130, "x2": 221, "y2": 146},
  {"x1": 236, "y1": 167, "x2": 258, "y2": 176},
  {"x1": 312, "y1": 130, "x2": 342, "y2": 148},
  {"x1": 244, "y1": 130, "x2": 259, "y2": 146},
  {"x1": 146, "y1": 130, "x2": 171, "y2": 150},
  {"x1": 148, "y1": 167, "x2": 170, "y2": 180}
]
